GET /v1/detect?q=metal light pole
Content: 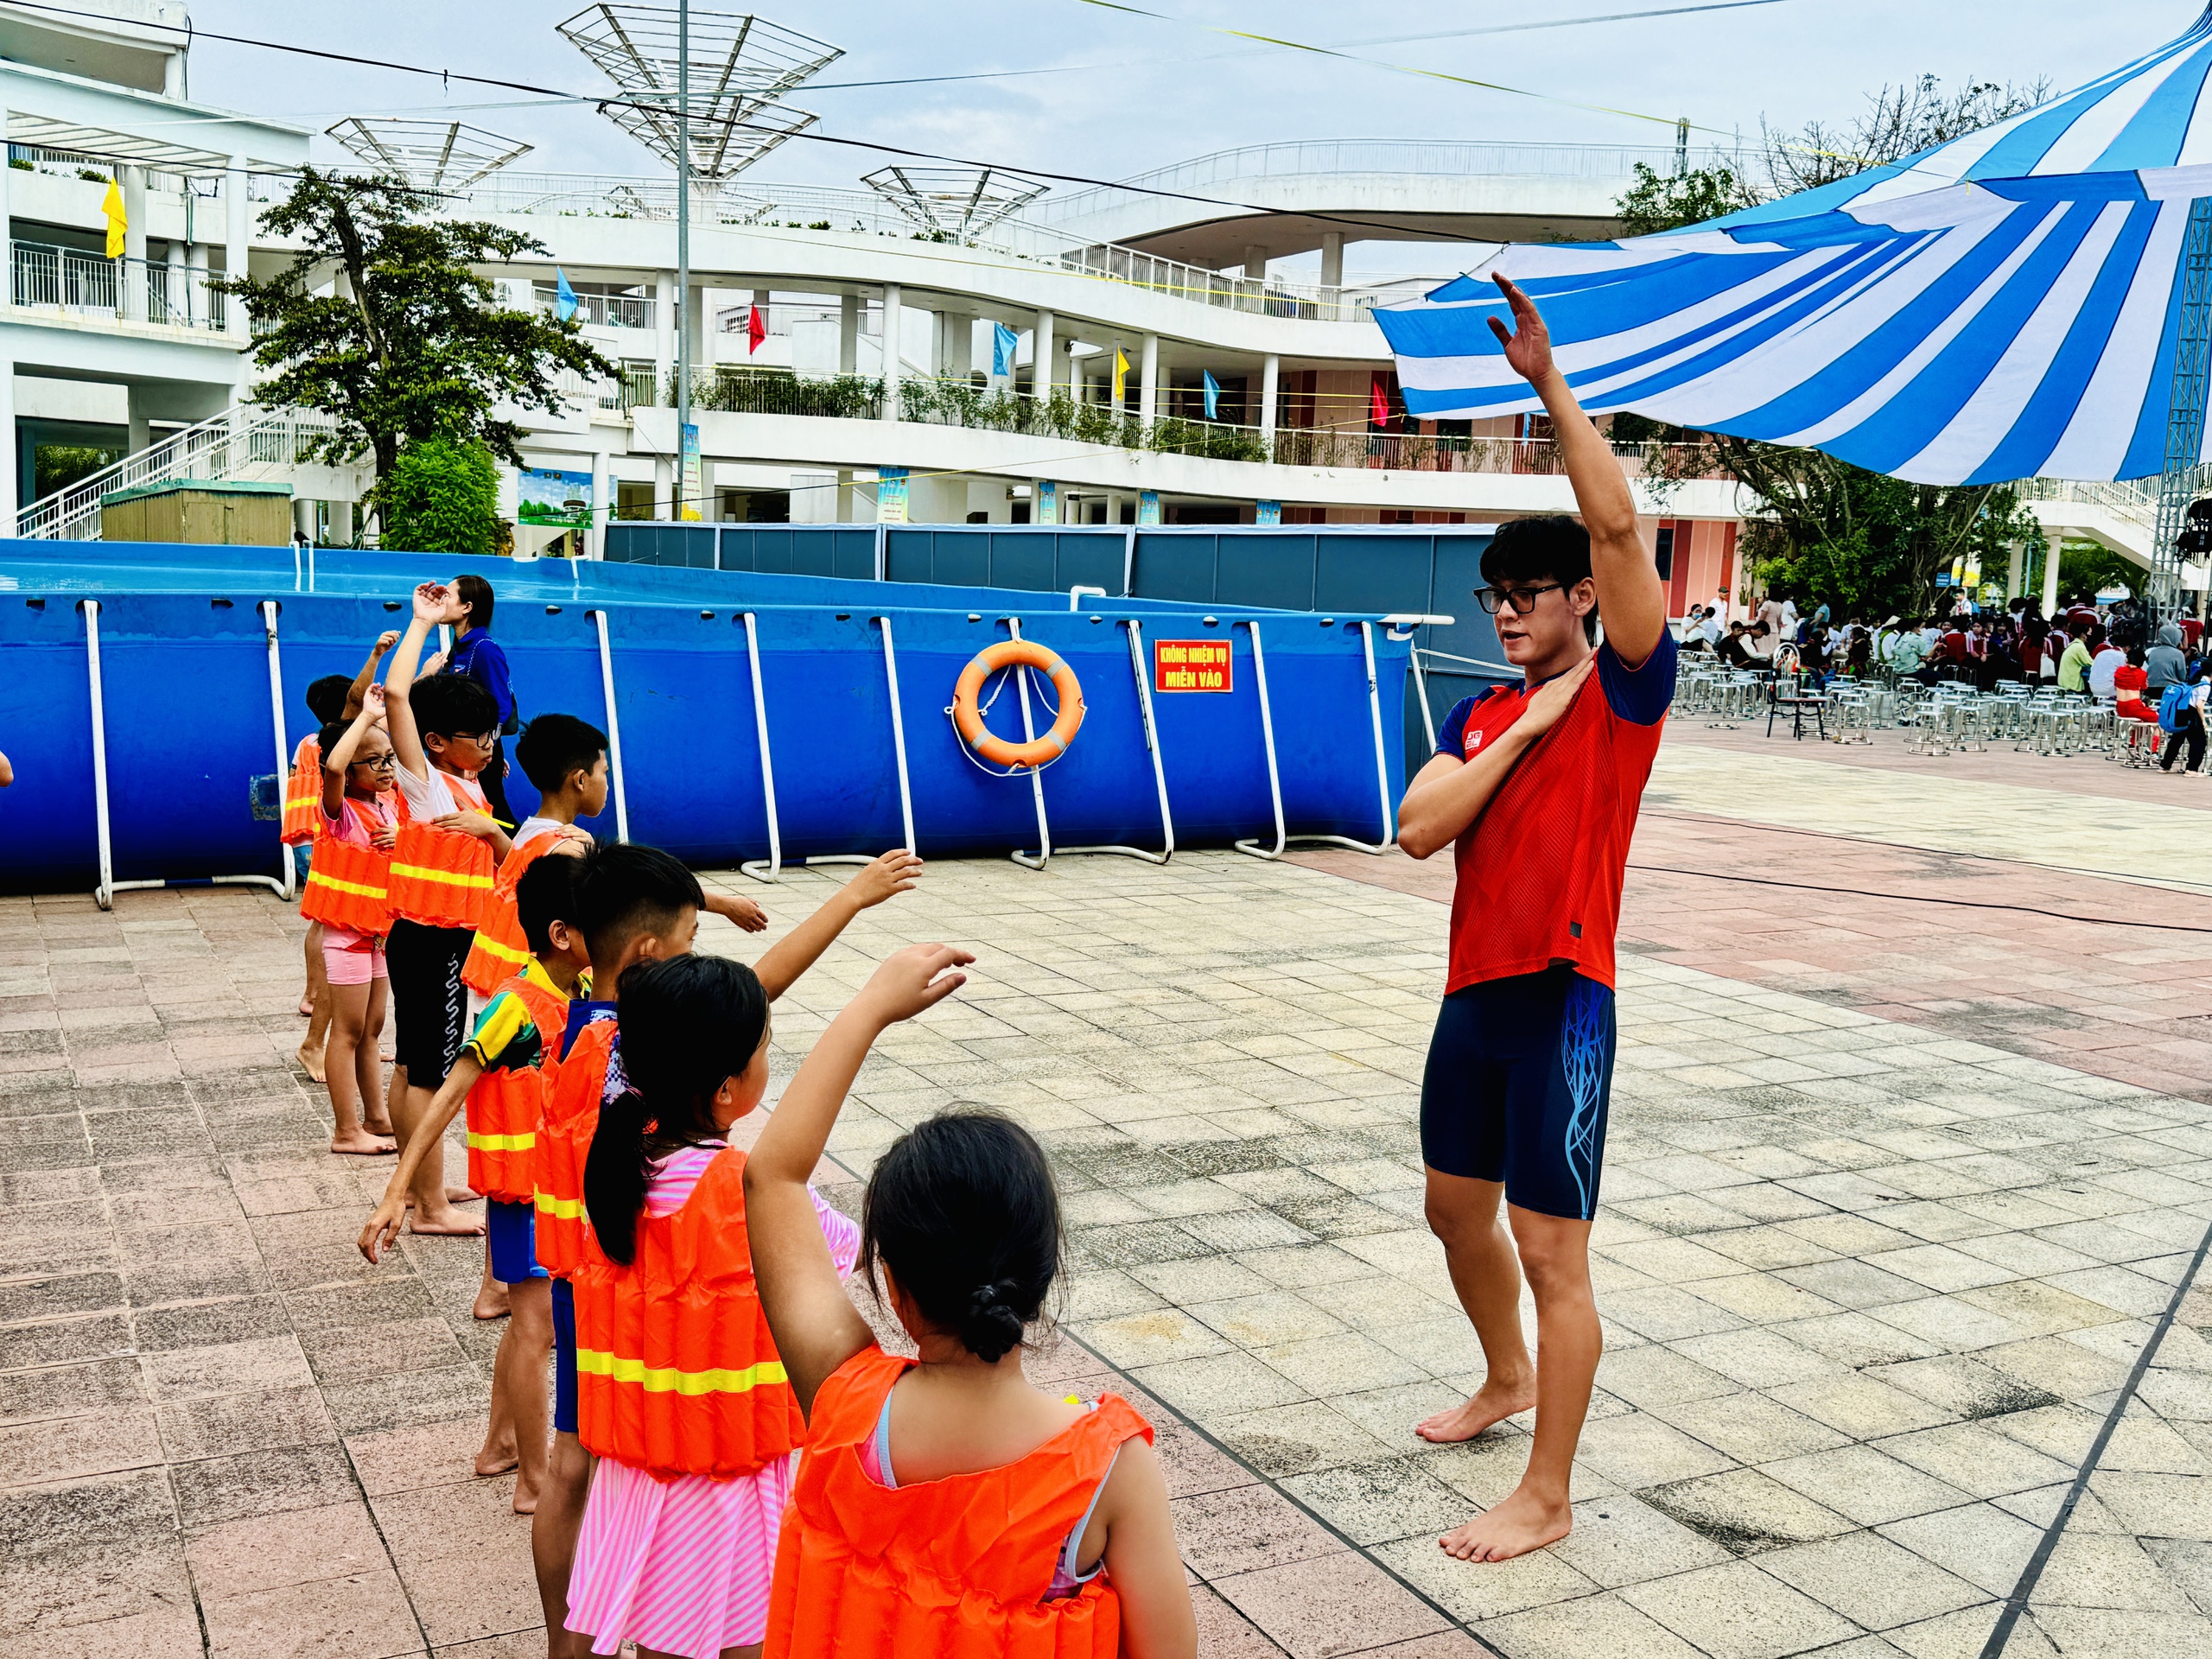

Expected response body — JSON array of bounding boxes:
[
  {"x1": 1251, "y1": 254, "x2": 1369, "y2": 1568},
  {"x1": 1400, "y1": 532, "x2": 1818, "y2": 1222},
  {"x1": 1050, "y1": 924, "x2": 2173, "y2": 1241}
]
[{"x1": 676, "y1": 0, "x2": 690, "y2": 519}]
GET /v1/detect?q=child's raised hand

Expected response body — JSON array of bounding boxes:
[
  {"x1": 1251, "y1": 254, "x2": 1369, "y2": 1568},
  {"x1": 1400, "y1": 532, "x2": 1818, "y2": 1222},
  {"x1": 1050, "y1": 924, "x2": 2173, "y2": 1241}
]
[
  {"x1": 418, "y1": 650, "x2": 448, "y2": 679},
  {"x1": 704, "y1": 892, "x2": 768, "y2": 932},
  {"x1": 373, "y1": 630, "x2": 400, "y2": 656},
  {"x1": 359, "y1": 1192, "x2": 406, "y2": 1263},
  {"x1": 410, "y1": 582, "x2": 449, "y2": 622},
  {"x1": 361, "y1": 683, "x2": 387, "y2": 716},
  {"x1": 844, "y1": 849, "x2": 924, "y2": 911},
  {"x1": 854, "y1": 942, "x2": 971, "y2": 1027}
]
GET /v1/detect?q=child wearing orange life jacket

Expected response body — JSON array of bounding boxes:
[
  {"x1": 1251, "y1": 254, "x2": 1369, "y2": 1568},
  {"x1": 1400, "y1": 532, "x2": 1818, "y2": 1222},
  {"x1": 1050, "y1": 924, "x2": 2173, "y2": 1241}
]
[
  {"x1": 461, "y1": 713, "x2": 607, "y2": 1001},
  {"x1": 384, "y1": 583, "x2": 513, "y2": 1238},
  {"x1": 562, "y1": 954, "x2": 861, "y2": 1659},
  {"x1": 360, "y1": 855, "x2": 588, "y2": 1516},
  {"x1": 531, "y1": 842, "x2": 921, "y2": 1659},
  {"x1": 289, "y1": 636, "x2": 394, "y2": 1080},
  {"x1": 747, "y1": 945, "x2": 1196, "y2": 1659},
  {"x1": 302, "y1": 689, "x2": 402, "y2": 1155}
]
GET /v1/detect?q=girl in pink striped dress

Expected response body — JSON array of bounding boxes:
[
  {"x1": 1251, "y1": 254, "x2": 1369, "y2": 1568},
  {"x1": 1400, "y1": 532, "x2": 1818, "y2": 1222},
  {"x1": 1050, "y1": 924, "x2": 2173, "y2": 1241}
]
[{"x1": 568, "y1": 955, "x2": 859, "y2": 1659}]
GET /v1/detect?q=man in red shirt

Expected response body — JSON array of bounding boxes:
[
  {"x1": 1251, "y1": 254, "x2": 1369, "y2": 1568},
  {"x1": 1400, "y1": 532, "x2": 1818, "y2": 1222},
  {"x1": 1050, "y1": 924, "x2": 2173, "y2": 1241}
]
[{"x1": 1396, "y1": 275, "x2": 1673, "y2": 1565}]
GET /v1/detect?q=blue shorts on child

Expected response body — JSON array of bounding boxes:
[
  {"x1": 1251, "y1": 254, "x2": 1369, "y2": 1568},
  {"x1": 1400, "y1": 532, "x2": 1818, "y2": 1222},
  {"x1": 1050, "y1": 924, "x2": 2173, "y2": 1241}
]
[{"x1": 487, "y1": 1198, "x2": 549, "y2": 1286}]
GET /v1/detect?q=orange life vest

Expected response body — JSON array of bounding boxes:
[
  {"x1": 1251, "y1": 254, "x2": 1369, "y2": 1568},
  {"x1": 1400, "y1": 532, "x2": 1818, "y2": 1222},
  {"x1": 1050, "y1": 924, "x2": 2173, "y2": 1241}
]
[
  {"x1": 570, "y1": 1146, "x2": 803, "y2": 1480},
  {"x1": 281, "y1": 739, "x2": 321, "y2": 846},
  {"x1": 462, "y1": 828, "x2": 586, "y2": 996},
  {"x1": 385, "y1": 771, "x2": 497, "y2": 931},
  {"x1": 464, "y1": 968, "x2": 569, "y2": 1205},
  {"x1": 765, "y1": 1347, "x2": 1150, "y2": 1659},
  {"x1": 297, "y1": 795, "x2": 397, "y2": 936},
  {"x1": 535, "y1": 1015, "x2": 614, "y2": 1279}
]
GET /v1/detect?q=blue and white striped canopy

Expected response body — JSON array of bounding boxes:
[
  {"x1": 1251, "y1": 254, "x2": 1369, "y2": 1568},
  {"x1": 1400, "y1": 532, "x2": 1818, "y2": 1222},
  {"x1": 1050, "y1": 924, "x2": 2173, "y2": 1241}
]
[{"x1": 1376, "y1": 7, "x2": 2212, "y2": 485}]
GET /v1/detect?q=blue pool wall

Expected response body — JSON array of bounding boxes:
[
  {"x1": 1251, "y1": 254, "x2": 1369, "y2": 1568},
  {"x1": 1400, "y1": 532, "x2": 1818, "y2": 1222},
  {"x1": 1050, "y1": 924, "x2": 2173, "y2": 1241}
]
[{"x1": 0, "y1": 531, "x2": 1510, "y2": 893}]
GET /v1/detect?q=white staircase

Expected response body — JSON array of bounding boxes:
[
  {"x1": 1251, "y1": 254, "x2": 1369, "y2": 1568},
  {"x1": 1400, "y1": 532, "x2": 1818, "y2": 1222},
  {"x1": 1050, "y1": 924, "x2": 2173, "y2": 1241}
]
[{"x1": 17, "y1": 403, "x2": 348, "y2": 541}]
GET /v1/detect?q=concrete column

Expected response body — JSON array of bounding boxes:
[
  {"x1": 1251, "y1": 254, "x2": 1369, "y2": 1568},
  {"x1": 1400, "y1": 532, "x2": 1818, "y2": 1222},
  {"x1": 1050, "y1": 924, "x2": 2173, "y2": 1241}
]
[
  {"x1": 589, "y1": 448, "x2": 611, "y2": 558},
  {"x1": 837, "y1": 293, "x2": 859, "y2": 374},
  {"x1": 684, "y1": 283, "x2": 705, "y2": 386},
  {"x1": 1139, "y1": 333, "x2": 1159, "y2": 430},
  {"x1": 1261, "y1": 353, "x2": 1281, "y2": 458},
  {"x1": 2042, "y1": 539, "x2": 2063, "y2": 617},
  {"x1": 1033, "y1": 309, "x2": 1055, "y2": 399},
  {"x1": 652, "y1": 454, "x2": 672, "y2": 521},
  {"x1": 164, "y1": 238, "x2": 185, "y2": 327},
  {"x1": 2006, "y1": 541, "x2": 2025, "y2": 601},
  {"x1": 120, "y1": 165, "x2": 147, "y2": 321},
  {"x1": 936, "y1": 308, "x2": 967, "y2": 379},
  {"x1": 0, "y1": 353, "x2": 15, "y2": 537},
  {"x1": 653, "y1": 270, "x2": 675, "y2": 402},
  {"x1": 331, "y1": 498, "x2": 354, "y2": 545},
  {"x1": 163, "y1": 48, "x2": 185, "y2": 99},
  {"x1": 292, "y1": 497, "x2": 314, "y2": 545},
  {"x1": 225, "y1": 155, "x2": 250, "y2": 342},
  {"x1": 835, "y1": 467, "x2": 854, "y2": 523},
  {"x1": 1319, "y1": 232, "x2": 1344, "y2": 290},
  {"x1": 1243, "y1": 244, "x2": 1267, "y2": 280},
  {"x1": 881, "y1": 283, "x2": 902, "y2": 421},
  {"x1": 186, "y1": 242, "x2": 209, "y2": 329}
]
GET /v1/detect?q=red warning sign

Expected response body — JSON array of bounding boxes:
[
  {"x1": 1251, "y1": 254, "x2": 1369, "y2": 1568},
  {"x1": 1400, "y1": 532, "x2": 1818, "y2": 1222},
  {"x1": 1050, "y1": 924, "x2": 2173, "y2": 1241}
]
[{"x1": 1154, "y1": 639, "x2": 1232, "y2": 692}]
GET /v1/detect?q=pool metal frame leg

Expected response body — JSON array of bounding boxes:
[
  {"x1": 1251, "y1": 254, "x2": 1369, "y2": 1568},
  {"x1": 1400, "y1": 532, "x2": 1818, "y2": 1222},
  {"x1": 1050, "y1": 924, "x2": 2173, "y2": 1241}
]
[
  {"x1": 588, "y1": 609, "x2": 632, "y2": 843},
  {"x1": 1007, "y1": 617, "x2": 1054, "y2": 871},
  {"x1": 739, "y1": 610, "x2": 785, "y2": 883},
  {"x1": 86, "y1": 597, "x2": 291, "y2": 911},
  {"x1": 1235, "y1": 618, "x2": 1396, "y2": 861},
  {"x1": 1052, "y1": 618, "x2": 1174, "y2": 866},
  {"x1": 808, "y1": 615, "x2": 920, "y2": 868}
]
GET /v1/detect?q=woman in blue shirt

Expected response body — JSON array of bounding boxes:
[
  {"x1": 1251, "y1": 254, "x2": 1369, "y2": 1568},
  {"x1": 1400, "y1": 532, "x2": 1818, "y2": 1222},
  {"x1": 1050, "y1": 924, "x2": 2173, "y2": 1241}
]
[{"x1": 445, "y1": 574, "x2": 518, "y2": 826}]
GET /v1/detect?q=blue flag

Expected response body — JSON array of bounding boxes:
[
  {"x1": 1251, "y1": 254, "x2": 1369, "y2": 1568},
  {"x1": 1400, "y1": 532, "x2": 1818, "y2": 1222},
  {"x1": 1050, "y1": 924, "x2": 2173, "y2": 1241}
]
[
  {"x1": 992, "y1": 321, "x2": 1019, "y2": 378},
  {"x1": 555, "y1": 268, "x2": 578, "y2": 322},
  {"x1": 1203, "y1": 370, "x2": 1221, "y2": 421}
]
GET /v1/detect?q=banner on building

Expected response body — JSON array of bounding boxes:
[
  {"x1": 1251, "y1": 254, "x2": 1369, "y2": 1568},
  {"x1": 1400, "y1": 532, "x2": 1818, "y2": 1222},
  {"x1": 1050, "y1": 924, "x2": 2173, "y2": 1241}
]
[
  {"x1": 1255, "y1": 499, "x2": 1282, "y2": 526},
  {"x1": 1033, "y1": 480, "x2": 1057, "y2": 525},
  {"x1": 1202, "y1": 371, "x2": 1221, "y2": 421},
  {"x1": 878, "y1": 467, "x2": 910, "y2": 524},
  {"x1": 1138, "y1": 491, "x2": 1160, "y2": 526},
  {"x1": 679, "y1": 423, "x2": 703, "y2": 523},
  {"x1": 993, "y1": 322, "x2": 1019, "y2": 378},
  {"x1": 518, "y1": 466, "x2": 592, "y2": 528}
]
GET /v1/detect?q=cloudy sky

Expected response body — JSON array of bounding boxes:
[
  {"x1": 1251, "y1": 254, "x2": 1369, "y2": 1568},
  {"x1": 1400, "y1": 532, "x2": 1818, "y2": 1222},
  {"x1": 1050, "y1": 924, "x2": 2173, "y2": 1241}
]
[{"x1": 177, "y1": 0, "x2": 2190, "y2": 276}]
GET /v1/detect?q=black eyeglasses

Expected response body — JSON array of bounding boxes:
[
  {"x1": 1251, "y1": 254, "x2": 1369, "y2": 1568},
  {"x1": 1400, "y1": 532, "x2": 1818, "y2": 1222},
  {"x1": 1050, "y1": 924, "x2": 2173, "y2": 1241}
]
[
  {"x1": 351, "y1": 753, "x2": 397, "y2": 771},
  {"x1": 1476, "y1": 582, "x2": 1565, "y2": 616}
]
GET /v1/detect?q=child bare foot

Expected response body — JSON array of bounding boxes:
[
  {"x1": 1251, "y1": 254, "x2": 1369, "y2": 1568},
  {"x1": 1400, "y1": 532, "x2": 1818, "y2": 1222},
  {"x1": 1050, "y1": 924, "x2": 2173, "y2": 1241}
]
[
  {"x1": 331, "y1": 1128, "x2": 397, "y2": 1156},
  {"x1": 408, "y1": 1202, "x2": 486, "y2": 1236},
  {"x1": 512, "y1": 1477, "x2": 540, "y2": 1516},
  {"x1": 475, "y1": 1443, "x2": 519, "y2": 1478},
  {"x1": 298, "y1": 993, "x2": 315, "y2": 1017},
  {"x1": 474, "y1": 1282, "x2": 512, "y2": 1321},
  {"x1": 296, "y1": 1041, "x2": 327, "y2": 1084},
  {"x1": 1415, "y1": 1377, "x2": 1537, "y2": 1444},
  {"x1": 363, "y1": 1110, "x2": 397, "y2": 1135},
  {"x1": 1439, "y1": 1485, "x2": 1573, "y2": 1562}
]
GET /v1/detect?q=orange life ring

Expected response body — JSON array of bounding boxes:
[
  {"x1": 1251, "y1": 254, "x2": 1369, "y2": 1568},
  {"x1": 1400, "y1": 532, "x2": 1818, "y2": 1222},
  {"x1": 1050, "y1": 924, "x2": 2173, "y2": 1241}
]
[{"x1": 952, "y1": 640, "x2": 1085, "y2": 769}]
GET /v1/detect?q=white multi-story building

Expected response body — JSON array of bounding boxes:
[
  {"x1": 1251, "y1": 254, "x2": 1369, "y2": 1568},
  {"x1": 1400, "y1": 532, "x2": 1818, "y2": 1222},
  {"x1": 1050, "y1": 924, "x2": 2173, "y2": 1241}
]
[{"x1": 0, "y1": 1, "x2": 2160, "y2": 613}]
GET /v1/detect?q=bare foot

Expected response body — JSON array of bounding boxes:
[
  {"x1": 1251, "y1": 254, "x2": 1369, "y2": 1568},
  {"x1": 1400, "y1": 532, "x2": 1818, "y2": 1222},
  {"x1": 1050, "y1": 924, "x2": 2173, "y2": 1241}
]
[
  {"x1": 298, "y1": 994, "x2": 315, "y2": 1017},
  {"x1": 331, "y1": 1129, "x2": 398, "y2": 1156},
  {"x1": 408, "y1": 1204, "x2": 486, "y2": 1236},
  {"x1": 1416, "y1": 1378, "x2": 1537, "y2": 1444},
  {"x1": 475, "y1": 1445, "x2": 519, "y2": 1478},
  {"x1": 474, "y1": 1283, "x2": 512, "y2": 1321},
  {"x1": 296, "y1": 1043, "x2": 327, "y2": 1084},
  {"x1": 363, "y1": 1113, "x2": 397, "y2": 1136},
  {"x1": 1440, "y1": 1486, "x2": 1573, "y2": 1562},
  {"x1": 448, "y1": 1185, "x2": 480, "y2": 1205},
  {"x1": 512, "y1": 1477, "x2": 541, "y2": 1515}
]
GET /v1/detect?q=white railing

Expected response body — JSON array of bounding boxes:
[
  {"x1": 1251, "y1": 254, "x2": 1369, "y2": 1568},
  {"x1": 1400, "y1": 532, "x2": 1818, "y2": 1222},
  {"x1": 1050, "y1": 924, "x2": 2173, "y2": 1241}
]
[
  {"x1": 10, "y1": 238, "x2": 227, "y2": 331},
  {"x1": 16, "y1": 404, "x2": 346, "y2": 541},
  {"x1": 531, "y1": 282, "x2": 654, "y2": 330},
  {"x1": 2020, "y1": 476, "x2": 2160, "y2": 526}
]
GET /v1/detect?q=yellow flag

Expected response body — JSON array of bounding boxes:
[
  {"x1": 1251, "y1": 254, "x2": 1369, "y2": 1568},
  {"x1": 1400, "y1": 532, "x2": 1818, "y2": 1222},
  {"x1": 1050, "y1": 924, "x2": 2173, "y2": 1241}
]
[
  {"x1": 102, "y1": 177, "x2": 126, "y2": 259},
  {"x1": 1112, "y1": 347, "x2": 1128, "y2": 406}
]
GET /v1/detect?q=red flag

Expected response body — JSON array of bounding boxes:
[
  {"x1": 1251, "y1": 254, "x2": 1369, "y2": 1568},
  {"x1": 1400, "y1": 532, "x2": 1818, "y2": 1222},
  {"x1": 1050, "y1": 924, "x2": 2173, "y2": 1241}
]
[
  {"x1": 747, "y1": 304, "x2": 766, "y2": 355},
  {"x1": 1370, "y1": 378, "x2": 1391, "y2": 429}
]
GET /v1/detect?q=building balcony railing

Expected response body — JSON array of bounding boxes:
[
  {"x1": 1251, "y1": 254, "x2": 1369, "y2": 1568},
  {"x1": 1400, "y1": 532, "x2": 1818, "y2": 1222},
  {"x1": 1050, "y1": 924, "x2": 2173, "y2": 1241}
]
[
  {"x1": 659, "y1": 369, "x2": 1729, "y2": 480},
  {"x1": 532, "y1": 283, "x2": 654, "y2": 330},
  {"x1": 9, "y1": 238, "x2": 228, "y2": 333}
]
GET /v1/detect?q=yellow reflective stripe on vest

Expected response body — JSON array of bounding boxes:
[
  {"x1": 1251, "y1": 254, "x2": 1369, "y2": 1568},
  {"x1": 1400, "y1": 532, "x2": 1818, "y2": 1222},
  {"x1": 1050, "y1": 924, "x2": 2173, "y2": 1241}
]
[
  {"x1": 285, "y1": 791, "x2": 320, "y2": 809},
  {"x1": 307, "y1": 872, "x2": 386, "y2": 900},
  {"x1": 474, "y1": 935, "x2": 531, "y2": 968},
  {"x1": 467, "y1": 1130, "x2": 536, "y2": 1152},
  {"x1": 534, "y1": 1190, "x2": 585, "y2": 1219},
  {"x1": 575, "y1": 1348, "x2": 789, "y2": 1397},
  {"x1": 389, "y1": 861, "x2": 495, "y2": 891}
]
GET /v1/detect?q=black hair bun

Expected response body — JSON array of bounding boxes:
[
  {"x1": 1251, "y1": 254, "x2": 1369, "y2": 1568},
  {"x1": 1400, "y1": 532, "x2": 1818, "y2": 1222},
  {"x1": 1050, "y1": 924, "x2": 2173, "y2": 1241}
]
[{"x1": 962, "y1": 1278, "x2": 1027, "y2": 1363}]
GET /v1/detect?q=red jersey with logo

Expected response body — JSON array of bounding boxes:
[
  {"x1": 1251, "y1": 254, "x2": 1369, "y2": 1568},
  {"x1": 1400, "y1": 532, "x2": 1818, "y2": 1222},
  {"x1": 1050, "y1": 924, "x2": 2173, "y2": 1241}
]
[{"x1": 1435, "y1": 629, "x2": 1676, "y2": 995}]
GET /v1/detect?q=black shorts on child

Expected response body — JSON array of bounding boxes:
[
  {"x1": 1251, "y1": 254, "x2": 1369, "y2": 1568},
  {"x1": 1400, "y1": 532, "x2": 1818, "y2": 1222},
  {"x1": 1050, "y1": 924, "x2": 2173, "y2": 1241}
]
[{"x1": 385, "y1": 918, "x2": 475, "y2": 1087}]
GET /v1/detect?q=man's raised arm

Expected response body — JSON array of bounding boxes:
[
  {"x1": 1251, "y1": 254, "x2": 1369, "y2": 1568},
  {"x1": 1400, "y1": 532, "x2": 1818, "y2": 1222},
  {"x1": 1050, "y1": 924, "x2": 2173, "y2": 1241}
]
[{"x1": 1490, "y1": 274, "x2": 1665, "y2": 667}]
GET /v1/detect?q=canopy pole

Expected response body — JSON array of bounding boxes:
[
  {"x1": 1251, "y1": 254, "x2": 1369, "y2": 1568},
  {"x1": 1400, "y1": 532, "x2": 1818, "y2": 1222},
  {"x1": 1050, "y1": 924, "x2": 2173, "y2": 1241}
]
[{"x1": 2153, "y1": 197, "x2": 2212, "y2": 620}]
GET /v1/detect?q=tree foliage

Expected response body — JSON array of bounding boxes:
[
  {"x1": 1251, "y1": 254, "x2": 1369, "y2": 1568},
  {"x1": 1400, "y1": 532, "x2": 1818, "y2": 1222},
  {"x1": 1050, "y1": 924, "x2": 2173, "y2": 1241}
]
[
  {"x1": 379, "y1": 435, "x2": 501, "y2": 557},
  {"x1": 217, "y1": 168, "x2": 614, "y2": 534},
  {"x1": 1611, "y1": 73, "x2": 2053, "y2": 614}
]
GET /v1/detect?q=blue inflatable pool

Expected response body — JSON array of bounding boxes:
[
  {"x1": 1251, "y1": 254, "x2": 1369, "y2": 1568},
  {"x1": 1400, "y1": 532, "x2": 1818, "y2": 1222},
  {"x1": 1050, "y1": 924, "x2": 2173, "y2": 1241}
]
[{"x1": 0, "y1": 540, "x2": 1439, "y2": 900}]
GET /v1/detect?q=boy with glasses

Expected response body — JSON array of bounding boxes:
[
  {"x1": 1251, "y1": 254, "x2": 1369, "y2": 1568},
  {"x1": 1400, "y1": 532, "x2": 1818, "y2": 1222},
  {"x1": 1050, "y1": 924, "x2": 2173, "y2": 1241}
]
[{"x1": 1396, "y1": 274, "x2": 1675, "y2": 1564}]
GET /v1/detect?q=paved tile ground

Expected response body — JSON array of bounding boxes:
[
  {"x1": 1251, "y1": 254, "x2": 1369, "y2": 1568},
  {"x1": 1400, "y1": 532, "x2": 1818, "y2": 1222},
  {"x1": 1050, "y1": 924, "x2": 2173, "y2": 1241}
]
[{"x1": 5, "y1": 724, "x2": 2212, "y2": 1658}]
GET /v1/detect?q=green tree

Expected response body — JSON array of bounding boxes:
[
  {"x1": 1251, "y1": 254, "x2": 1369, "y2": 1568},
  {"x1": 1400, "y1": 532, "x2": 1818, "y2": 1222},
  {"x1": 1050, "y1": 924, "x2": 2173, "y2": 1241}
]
[
  {"x1": 379, "y1": 435, "x2": 500, "y2": 556},
  {"x1": 218, "y1": 168, "x2": 614, "y2": 537},
  {"x1": 1615, "y1": 163, "x2": 1758, "y2": 238},
  {"x1": 2048, "y1": 541, "x2": 2143, "y2": 604}
]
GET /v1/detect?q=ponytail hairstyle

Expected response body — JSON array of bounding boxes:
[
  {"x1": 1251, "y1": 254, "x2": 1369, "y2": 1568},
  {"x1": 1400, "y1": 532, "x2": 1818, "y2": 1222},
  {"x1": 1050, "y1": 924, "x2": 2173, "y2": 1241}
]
[
  {"x1": 860, "y1": 1110, "x2": 1064, "y2": 1363},
  {"x1": 583, "y1": 954, "x2": 769, "y2": 1266}
]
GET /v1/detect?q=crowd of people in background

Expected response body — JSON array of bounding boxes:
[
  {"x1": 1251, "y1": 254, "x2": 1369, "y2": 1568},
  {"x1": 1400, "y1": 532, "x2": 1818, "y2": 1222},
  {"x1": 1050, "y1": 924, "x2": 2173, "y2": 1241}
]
[{"x1": 1677, "y1": 588, "x2": 2212, "y2": 773}]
